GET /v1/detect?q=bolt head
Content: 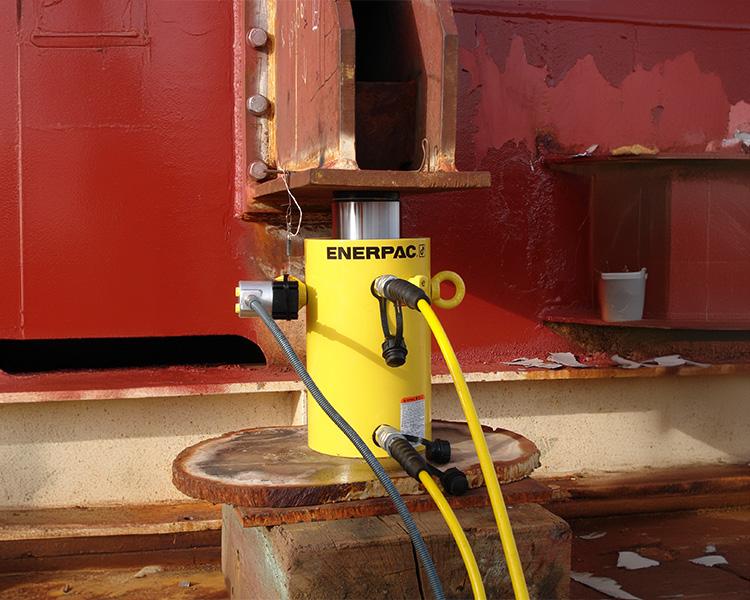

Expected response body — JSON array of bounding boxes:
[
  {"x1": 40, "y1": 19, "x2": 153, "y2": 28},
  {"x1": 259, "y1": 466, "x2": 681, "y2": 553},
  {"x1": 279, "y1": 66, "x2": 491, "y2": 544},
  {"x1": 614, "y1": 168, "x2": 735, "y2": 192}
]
[
  {"x1": 248, "y1": 161, "x2": 269, "y2": 181},
  {"x1": 247, "y1": 28, "x2": 268, "y2": 48},
  {"x1": 247, "y1": 94, "x2": 270, "y2": 116}
]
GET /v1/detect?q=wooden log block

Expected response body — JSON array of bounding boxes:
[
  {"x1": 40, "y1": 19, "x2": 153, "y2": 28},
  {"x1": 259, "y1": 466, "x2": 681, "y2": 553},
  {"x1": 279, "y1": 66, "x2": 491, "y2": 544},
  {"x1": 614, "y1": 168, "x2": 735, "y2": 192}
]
[
  {"x1": 222, "y1": 503, "x2": 571, "y2": 599},
  {"x1": 175, "y1": 421, "x2": 540, "y2": 509}
]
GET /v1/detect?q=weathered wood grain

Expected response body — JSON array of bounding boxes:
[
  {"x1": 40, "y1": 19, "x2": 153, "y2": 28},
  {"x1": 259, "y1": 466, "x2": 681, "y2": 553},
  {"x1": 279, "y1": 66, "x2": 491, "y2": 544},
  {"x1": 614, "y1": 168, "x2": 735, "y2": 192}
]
[
  {"x1": 236, "y1": 477, "x2": 552, "y2": 527},
  {"x1": 173, "y1": 421, "x2": 540, "y2": 508},
  {"x1": 223, "y1": 503, "x2": 571, "y2": 600}
]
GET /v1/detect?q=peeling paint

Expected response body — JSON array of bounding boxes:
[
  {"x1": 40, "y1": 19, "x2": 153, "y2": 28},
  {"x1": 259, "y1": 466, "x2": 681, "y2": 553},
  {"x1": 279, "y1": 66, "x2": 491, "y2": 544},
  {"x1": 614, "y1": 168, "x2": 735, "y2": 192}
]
[
  {"x1": 460, "y1": 35, "x2": 739, "y2": 158},
  {"x1": 404, "y1": 9, "x2": 750, "y2": 361}
]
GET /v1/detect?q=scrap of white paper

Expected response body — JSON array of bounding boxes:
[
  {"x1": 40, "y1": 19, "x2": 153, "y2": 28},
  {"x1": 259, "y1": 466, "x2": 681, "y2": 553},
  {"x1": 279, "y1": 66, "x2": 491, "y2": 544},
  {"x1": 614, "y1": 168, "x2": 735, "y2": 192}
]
[
  {"x1": 611, "y1": 355, "x2": 643, "y2": 369},
  {"x1": 705, "y1": 544, "x2": 717, "y2": 553},
  {"x1": 570, "y1": 572, "x2": 641, "y2": 600},
  {"x1": 642, "y1": 354, "x2": 711, "y2": 368},
  {"x1": 612, "y1": 354, "x2": 711, "y2": 369},
  {"x1": 617, "y1": 551, "x2": 660, "y2": 570},
  {"x1": 503, "y1": 357, "x2": 562, "y2": 369},
  {"x1": 683, "y1": 358, "x2": 711, "y2": 368},
  {"x1": 548, "y1": 352, "x2": 590, "y2": 368},
  {"x1": 578, "y1": 531, "x2": 607, "y2": 540},
  {"x1": 644, "y1": 354, "x2": 687, "y2": 367},
  {"x1": 690, "y1": 555, "x2": 728, "y2": 567}
]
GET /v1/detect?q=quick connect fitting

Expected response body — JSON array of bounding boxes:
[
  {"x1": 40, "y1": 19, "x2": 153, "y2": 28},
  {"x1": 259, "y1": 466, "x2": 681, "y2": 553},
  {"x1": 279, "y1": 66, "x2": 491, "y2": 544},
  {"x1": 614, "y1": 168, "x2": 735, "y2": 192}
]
[
  {"x1": 374, "y1": 425, "x2": 427, "y2": 479},
  {"x1": 235, "y1": 276, "x2": 302, "y2": 320},
  {"x1": 376, "y1": 425, "x2": 469, "y2": 496},
  {"x1": 372, "y1": 275, "x2": 431, "y2": 309}
]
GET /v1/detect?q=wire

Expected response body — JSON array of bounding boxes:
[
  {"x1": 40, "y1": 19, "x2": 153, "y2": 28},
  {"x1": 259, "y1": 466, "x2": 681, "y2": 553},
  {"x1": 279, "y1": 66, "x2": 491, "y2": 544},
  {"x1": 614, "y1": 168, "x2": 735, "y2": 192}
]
[
  {"x1": 249, "y1": 297, "x2": 445, "y2": 600},
  {"x1": 280, "y1": 168, "x2": 302, "y2": 237},
  {"x1": 418, "y1": 471, "x2": 486, "y2": 600},
  {"x1": 417, "y1": 299, "x2": 530, "y2": 600}
]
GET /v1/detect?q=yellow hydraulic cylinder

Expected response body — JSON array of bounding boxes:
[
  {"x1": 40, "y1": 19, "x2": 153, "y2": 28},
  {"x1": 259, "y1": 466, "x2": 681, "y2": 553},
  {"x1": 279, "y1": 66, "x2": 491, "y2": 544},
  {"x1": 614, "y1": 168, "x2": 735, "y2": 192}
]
[{"x1": 305, "y1": 237, "x2": 432, "y2": 458}]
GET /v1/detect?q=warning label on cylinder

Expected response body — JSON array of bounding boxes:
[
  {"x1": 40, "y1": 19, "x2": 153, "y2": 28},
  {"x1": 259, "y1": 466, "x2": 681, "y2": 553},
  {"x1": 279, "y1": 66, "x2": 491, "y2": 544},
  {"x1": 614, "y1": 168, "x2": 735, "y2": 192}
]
[{"x1": 400, "y1": 394, "x2": 425, "y2": 439}]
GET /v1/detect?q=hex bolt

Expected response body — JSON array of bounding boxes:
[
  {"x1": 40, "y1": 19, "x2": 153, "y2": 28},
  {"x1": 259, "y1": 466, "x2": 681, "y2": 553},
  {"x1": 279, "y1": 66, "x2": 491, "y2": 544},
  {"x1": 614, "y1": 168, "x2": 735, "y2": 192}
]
[
  {"x1": 248, "y1": 161, "x2": 270, "y2": 181},
  {"x1": 247, "y1": 27, "x2": 268, "y2": 49},
  {"x1": 247, "y1": 94, "x2": 270, "y2": 116}
]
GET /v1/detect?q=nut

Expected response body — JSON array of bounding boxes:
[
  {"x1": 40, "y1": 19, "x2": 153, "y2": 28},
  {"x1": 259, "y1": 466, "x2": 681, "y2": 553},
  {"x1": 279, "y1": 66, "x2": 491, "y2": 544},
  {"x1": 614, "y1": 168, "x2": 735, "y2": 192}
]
[
  {"x1": 247, "y1": 28, "x2": 268, "y2": 48},
  {"x1": 247, "y1": 94, "x2": 270, "y2": 116},
  {"x1": 248, "y1": 161, "x2": 270, "y2": 181}
]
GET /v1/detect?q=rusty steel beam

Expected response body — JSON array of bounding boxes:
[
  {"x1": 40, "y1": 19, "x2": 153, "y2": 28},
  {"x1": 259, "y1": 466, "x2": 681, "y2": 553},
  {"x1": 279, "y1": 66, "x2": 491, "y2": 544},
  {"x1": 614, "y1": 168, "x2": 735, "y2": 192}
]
[{"x1": 251, "y1": 167, "x2": 491, "y2": 203}]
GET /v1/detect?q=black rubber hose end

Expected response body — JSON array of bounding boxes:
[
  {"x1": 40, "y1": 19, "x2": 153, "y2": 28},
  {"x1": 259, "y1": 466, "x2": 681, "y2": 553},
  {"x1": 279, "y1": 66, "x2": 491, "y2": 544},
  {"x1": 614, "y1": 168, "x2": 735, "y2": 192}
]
[
  {"x1": 389, "y1": 437, "x2": 427, "y2": 480},
  {"x1": 440, "y1": 468, "x2": 469, "y2": 496},
  {"x1": 425, "y1": 439, "x2": 451, "y2": 464},
  {"x1": 381, "y1": 337, "x2": 407, "y2": 367},
  {"x1": 271, "y1": 277, "x2": 299, "y2": 320},
  {"x1": 384, "y1": 278, "x2": 431, "y2": 310}
]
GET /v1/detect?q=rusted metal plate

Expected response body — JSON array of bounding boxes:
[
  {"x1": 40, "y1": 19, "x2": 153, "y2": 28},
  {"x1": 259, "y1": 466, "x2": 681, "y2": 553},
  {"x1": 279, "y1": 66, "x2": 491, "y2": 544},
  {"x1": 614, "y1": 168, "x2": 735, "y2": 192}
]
[
  {"x1": 236, "y1": 477, "x2": 551, "y2": 527},
  {"x1": 411, "y1": 0, "x2": 460, "y2": 171},
  {"x1": 172, "y1": 420, "x2": 540, "y2": 508},
  {"x1": 263, "y1": 0, "x2": 462, "y2": 175},
  {"x1": 544, "y1": 311, "x2": 750, "y2": 331},
  {"x1": 545, "y1": 154, "x2": 750, "y2": 174},
  {"x1": 543, "y1": 463, "x2": 750, "y2": 519},
  {"x1": 251, "y1": 168, "x2": 491, "y2": 203},
  {"x1": 246, "y1": 0, "x2": 487, "y2": 215},
  {"x1": 546, "y1": 321, "x2": 750, "y2": 363},
  {"x1": 270, "y1": 0, "x2": 356, "y2": 171}
]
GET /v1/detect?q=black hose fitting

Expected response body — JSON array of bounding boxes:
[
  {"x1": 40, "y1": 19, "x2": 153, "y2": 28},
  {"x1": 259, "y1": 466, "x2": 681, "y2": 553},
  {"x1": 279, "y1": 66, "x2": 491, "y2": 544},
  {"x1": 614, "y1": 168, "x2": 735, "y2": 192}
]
[
  {"x1": 373, "y1": 275, "x2": 431, "y2": 310},
  {"x1": 381, "y1": 337, "x2": 408, "y2": 367},
  {"x1": 375, "y1": 425, "x2": 428, "y2": 480},
  {"x1": 402, "y1": 434, "x2": 452, "y2": 465},
  {"x1": 376, "y1": 426, "x2": 468, "y2": 497},
  {"x1": 439, "y1": 468, "x2": 469, "y2": 496},
  {"x1": 388, "y1": 437, "x2": 428, "y2": 479},
  {"x1": 425, "y1": 464, "x2": 469, "y2": 497},
  {"x1": 271, "y1": 275, "x2": 299, "y2": 320},
  {"x1": 425, "y1": 438, "x2": 451, "y2": 465}
]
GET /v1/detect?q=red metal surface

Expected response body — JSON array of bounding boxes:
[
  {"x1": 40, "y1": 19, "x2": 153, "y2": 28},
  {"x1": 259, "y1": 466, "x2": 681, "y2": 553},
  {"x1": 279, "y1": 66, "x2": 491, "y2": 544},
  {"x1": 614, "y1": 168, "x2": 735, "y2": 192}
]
[
  {"x1": 1, "y1": 1, "x2": 279, "y2": 355},
  {"x1": 0, "y1": 2, "x2": 21, "y2": 339},
  {"x1": 2, "y1": 0, "x2": 750, "y2": 381},
  {"x1": 404, "y1": 0, "x2": 750, "y2": 362}
]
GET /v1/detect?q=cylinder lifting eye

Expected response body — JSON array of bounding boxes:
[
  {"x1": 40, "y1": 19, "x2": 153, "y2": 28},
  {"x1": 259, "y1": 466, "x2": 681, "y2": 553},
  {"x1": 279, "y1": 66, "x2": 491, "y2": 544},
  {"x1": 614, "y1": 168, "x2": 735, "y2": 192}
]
[{"x1": 378, "y1": 297, "x2": 408, "y2": 367}]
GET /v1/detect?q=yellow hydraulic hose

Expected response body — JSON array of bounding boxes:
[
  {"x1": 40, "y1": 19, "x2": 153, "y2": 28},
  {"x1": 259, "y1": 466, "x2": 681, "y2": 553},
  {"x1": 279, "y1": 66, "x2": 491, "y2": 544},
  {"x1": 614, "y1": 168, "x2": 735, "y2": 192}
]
[
  {"x1": 418, "y1": 299, "x2": 530, "y2": 600},
  {"x1": 418, "y1": 470, "x2": 486, "y2": 600}
]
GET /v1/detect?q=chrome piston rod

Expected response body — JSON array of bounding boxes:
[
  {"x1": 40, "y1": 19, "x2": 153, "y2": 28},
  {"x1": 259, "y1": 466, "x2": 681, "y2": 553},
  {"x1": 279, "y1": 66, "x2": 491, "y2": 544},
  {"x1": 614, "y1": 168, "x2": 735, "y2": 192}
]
[{"x1": 332, "y1": 192, "x2": 400, "y2": 240}]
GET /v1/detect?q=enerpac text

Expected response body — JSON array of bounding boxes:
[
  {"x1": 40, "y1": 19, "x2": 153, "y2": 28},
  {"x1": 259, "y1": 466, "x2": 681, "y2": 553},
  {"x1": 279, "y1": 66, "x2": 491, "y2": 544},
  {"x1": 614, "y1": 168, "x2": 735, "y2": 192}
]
[{"x1": 326, "y1": 244, "x2": 425, "y2": 260}]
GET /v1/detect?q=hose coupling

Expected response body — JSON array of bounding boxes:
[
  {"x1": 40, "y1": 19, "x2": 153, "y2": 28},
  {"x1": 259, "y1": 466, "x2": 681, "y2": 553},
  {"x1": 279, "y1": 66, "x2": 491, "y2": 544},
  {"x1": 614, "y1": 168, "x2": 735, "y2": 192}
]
[
  {"x1": 372, "y1": 275, "x2": 431, "y2": 310},
  {"x1": 374, "y1": 425, "x2": 426, "y2": 480},
  {"x1": 235, "y1": 275, "x2": 303, "y2": 320},
  {"x1": 373, "y1": 424, "x2": 409, "y2": 456},
  {"x1": 372, "y1": 275, "x2": 398, "y2": 301}
]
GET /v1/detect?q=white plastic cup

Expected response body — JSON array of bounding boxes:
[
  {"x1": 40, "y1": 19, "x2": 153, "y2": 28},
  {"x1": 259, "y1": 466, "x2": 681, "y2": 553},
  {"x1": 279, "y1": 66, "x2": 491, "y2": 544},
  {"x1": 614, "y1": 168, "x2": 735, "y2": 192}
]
[{"x1": 598, "y1": 269, "x2": 647, "y2": 322}]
